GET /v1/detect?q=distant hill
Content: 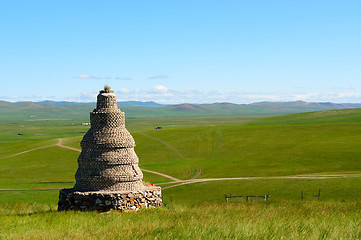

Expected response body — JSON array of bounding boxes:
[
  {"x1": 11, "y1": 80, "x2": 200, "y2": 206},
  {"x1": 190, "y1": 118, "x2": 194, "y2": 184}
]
[
  {"x1": 163, "y1": 101, "x2": 361, "y2": 115},
  {"x1": 40, "y1": 100, "x2": 166, "y2": 107},
  {"x1": 117, "y1": 101, "x2": 166, "y2": 107},
  {"x1": 1, "y1": 100, "x2": 361, "y2": 121},
  {"x1": 247, "y1": 108, "x2": 361, "y2": 125},
  {"x1": 250, "y1": 100, "x2": 361, "y2": 109},
  {"x1": 40, "y1": 100, "x2": 88, "y2": 105}
]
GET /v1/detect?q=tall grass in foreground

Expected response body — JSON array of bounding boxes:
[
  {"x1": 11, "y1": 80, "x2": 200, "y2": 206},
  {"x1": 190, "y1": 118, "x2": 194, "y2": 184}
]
[{"x1": 1, "y1": 201, "x2": 361, "y2": 239}]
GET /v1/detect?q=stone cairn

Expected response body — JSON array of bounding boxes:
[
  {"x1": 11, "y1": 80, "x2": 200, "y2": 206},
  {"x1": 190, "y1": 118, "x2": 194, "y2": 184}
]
[{"x1": 58, "y1": 86, "x2": 162, "y2": 211}]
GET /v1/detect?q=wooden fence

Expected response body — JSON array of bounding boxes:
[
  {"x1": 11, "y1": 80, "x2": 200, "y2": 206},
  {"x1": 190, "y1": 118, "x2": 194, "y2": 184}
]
[
  {"x1": 168, "y1": 189, "x2": 321, "y2": 204},
  {"x1": 301, "y1": 189, "x2": 321, "y2": 201},
  {"x1": 224, "y1": 193, "x2": 271, "y2": 202}
]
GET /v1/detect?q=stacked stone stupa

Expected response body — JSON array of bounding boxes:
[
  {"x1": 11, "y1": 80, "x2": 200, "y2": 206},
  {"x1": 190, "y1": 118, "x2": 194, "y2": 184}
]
[{"x1": 58, "y1": 87, "x2": 162, "y2": 211}]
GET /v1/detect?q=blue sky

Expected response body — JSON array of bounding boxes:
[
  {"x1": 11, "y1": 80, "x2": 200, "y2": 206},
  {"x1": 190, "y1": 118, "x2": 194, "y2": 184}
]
[{"x1": 1, "y1": 1, "x2": 360, "y2": 103}]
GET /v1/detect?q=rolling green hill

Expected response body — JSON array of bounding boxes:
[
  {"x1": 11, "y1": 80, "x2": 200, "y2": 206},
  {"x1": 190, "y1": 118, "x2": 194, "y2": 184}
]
[
  {"x1": 1, "y1": 100, "x2": 361, "y2": 121},
  {"x1": 1, "y1": 108, "x2": 361, "y2": 188},
  {"x1": 247, "y1": 108, "x2": 361, "y2": 125},
  {"x1": 1, "y1": 108, "x2": 361, "y2": 239}
]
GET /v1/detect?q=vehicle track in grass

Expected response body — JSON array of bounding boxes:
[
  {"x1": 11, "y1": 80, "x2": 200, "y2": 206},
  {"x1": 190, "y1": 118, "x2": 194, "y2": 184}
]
[
  {"x1": 3, "y1": 174, "x2": 361, "y2": 191},
  {"x1": 138, "y1": 132, "x2": 185, "y2": 159},
  {"x1": 1, "y1": 138, "x2": 181, "y2": 184},
  {"x1": 0, "y1": 188, "x2": 61, "y2": 191},
  {"x1": 1, "y1": 138, "x2": 81, "y2": 158},
  {"x1": 141, "y1": 169, "x2": 181, "y2": 182},
  {"x1": 55, "y1": 139, "x2": 181, "y2": 182},
  {"x1": 2, "y1": 139, "x2": 361, "y2": 191},
  {"x1": 2, "y1": 145, "x2": 55, "y2": 158},
  {"x1": 192, "y1": 168, "x2": 202, "y2": 179},
  {"x1": 56, "y1": 138, "x2": 81, "y2": 152},
  {"x1": 161, "y1": 173, "x2": 361, "y2": 189}
]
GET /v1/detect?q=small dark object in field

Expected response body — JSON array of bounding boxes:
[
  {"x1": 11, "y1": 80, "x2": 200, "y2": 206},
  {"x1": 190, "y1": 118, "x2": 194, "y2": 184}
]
[
  {"x1": 17, "y1": 133, "x2": 23, "y2": 135},
  {"x1": 155, "y1": 127, "x2": 162, "y2": 129}
]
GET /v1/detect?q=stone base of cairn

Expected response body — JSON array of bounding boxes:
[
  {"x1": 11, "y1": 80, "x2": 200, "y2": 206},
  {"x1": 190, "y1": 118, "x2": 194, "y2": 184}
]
[{"x1": 58, "y1": 186, "x2": 162, "y2": 212}]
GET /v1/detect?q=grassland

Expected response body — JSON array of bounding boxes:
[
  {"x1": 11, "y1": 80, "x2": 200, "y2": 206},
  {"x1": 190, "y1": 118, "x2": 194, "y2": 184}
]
[
  {"x1": 1, "y1": 109, "x2": 361, "y2": 238},
  {"x1": 1, "y1": 201, "x2": 361, "y2": 239},
  {"x1": 2, "y1": 100, "x2": 360, "y2": 121}
]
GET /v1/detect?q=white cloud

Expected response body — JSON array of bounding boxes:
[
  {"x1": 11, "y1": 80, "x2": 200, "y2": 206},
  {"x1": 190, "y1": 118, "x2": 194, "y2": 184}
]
[
  {"x1": 290, "y1": 93, "x2": 321, "y2": 100},
  {"x1": 152, "y1": 85, "x2": 168, "y2": 93},
  {"x1": 3, "y1": 86, "x2": 361, "y2": 104},
  {"x1": 77, "y1": 91, "x2": 98, "y2": 101},
  {"x1": 77, "y1": 74, "x2": 94, "y2": 79},
  {"x1": 338, "y1": 92, "x2": 359, "y2": 97},
  {"x1": 119, "y1": 88, "x2": 130, "y2": 94},
  {"x1": 76, "y1": 74, "x2": 130, "y2": 80}
]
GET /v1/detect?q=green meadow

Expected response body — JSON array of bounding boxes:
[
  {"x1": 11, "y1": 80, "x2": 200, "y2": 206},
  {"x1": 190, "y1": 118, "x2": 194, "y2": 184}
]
[{"x1": 1, "y1": 109, "x2": 361, "y2": 239}]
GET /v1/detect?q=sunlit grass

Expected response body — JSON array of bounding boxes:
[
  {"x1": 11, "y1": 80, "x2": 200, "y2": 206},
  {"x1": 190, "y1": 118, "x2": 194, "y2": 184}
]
[
  {"x1": 1, "y1": 110, "x2": 361, "y2": 238},
  {"x1": 1, "y1": 201, "x2": 361, "y2": 239}
]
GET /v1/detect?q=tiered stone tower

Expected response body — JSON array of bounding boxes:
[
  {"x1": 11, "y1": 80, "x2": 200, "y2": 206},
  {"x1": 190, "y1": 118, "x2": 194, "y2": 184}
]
[{"x1": 58, "y1": 87, "x2": 162, "y2": 211}]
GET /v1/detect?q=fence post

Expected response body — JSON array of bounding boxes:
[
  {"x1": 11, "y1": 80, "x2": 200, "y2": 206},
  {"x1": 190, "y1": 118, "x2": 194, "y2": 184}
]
[
  {"x1": 301, "y1": 190, "x2": 304, "y2": 201},
  {"x1": 318, "y1": 189, "x2": 321, "y2": 200}
]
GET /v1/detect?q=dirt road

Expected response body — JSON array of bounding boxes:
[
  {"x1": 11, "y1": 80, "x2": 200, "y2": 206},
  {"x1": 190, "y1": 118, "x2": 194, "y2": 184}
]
[
  {"x1": 56, "y1": 138, "x2": 81, "y2": 152},
  {"x1": 3, "y1": 138, "x2": 361, "y2": 191},
  {"x1": 161, "y1": 173, "x2": 361, "y2": 189},
  {"x1": 2, "y1": 138, "x2": 181, "y2": 183}
]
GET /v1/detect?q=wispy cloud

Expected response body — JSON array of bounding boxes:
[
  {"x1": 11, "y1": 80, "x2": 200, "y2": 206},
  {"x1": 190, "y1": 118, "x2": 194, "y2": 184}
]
[
  {"x1": 148, "y1": 75, "x2": 169, "y2": 80},
  {"x1": 79, "y1": 91, "x2": 98, "y2": 100},
  {"x1": 119, "y1": 88, "x2": 130, "y2": 94},
  {"x1": 3, "y1": 86, "x2": 361, "y2": 104},
  {"x1": 112, "y1": 87, "x2": 361, "y2": 104},
  {"x1": 77, "y1": 74, "x2": 95, "y2": 79},
  {"x1": 151, "y1": 85, "x2": 168, "y2": 93},
  {"x1": 76, "y1": 74, "x2": 131, "y2": 80},
  {"x1": 76, "y1": 74, "x2": 173, "y2": 81}
]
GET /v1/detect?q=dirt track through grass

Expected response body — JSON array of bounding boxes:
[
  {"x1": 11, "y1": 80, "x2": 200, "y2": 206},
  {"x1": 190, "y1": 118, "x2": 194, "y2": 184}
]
[
  {"x1": 56, "y1": 138, "x2": 81, "y2": 152},
  {"x1": 54, "y1": 138, "x2": 181, "y2": 182},
  {"x1": 3, "y1": 138, "x2": 361, "y2": 192},
  {"x1": 138, "y1": 132, "x2": 185, "y2": 158},
  {"x1": 2, "y1": 145, "x2": 54, "y2": 158},
  {"x1": 0, "y1": 188, "x2": 61, "y2": 191},
  {"x1": 0, "y1": 138, "x2": 181, "y2": 185},
  {"x1": 161, "y1": 173, "x2": 361, "y2": 189},
  {"x1": 141, "y1": 169, "x2": 181, "y2": 182},
  {"x1": 2, "y1": 173, "x2": 361, "y2": 191}
]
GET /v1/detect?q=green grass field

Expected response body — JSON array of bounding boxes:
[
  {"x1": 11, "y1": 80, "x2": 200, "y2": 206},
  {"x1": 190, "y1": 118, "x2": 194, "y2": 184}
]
[
  {"x1": 1, "y1": 201, "x2": 361, "y2": 239},
  {"x1": 1, "y1": 109, "x2": 361, "y2": 238}
]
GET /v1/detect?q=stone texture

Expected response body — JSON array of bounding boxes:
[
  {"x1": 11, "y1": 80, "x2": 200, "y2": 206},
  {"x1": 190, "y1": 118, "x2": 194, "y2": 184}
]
[
  {"x1": 58, "y1": 87, "x2": 162, "y2": 211},
  {"x1": 58, "y1": 187, "x2": 162, "y2": 212}
]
